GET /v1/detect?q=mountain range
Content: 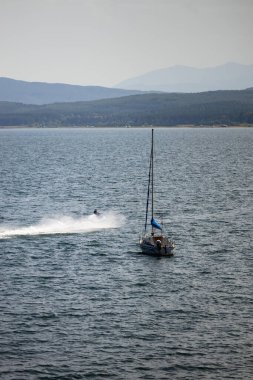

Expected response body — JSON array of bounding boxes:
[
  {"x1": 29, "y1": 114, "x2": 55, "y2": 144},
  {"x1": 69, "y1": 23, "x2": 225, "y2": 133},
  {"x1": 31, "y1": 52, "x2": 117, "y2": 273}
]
[
  {"x1": 0, "y1": 63, "x2": 253, "y2": 105},
  {"x1": 0, "y1": 77, "x2": 144, "y2": 105},
  {"x1": 116, "y1": 63, "x2": 253, "y2": 92}
]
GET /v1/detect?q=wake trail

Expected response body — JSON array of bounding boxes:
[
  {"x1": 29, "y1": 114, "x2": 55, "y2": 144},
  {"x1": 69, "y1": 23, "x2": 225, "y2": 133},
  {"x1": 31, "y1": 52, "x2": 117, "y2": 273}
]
[{"x1": 0, "y1": 211, "x2": 125, "y2": 239}]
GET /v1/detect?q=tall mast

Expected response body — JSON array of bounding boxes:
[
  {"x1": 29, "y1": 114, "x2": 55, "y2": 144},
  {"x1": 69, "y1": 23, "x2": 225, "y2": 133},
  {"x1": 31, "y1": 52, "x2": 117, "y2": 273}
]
[
  {"x1": 144, "y1": 142, "x2": 152, "y2": 232},
  {"x1": 151, "y1": 128, "x2": 154, "y2": 221}
]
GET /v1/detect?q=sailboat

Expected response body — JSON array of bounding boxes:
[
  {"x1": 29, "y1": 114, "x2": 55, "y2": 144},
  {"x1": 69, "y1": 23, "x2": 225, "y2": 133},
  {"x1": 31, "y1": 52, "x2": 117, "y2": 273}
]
[{"x1": 139, "y1": 129, "x2": 175, "y2": 257}]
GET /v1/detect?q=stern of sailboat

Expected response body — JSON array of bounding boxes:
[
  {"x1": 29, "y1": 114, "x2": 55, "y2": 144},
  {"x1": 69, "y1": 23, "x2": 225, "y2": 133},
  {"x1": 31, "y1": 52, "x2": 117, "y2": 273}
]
[{"x1": 140, "y1": 233, "x2": 175, "y2": 257}]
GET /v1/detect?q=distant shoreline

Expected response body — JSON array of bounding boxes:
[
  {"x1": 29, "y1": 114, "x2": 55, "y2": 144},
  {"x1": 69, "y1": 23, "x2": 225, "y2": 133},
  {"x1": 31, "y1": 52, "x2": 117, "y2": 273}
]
[{"x1": 0, "y1": 124, "x2": 253, "y2": 129}]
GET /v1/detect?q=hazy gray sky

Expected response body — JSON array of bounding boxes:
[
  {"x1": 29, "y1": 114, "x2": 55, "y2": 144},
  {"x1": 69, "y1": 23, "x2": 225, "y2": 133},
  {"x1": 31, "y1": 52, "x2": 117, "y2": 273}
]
[{"x1": 0, "y1": 0, "x2": 253, "y2": 86}]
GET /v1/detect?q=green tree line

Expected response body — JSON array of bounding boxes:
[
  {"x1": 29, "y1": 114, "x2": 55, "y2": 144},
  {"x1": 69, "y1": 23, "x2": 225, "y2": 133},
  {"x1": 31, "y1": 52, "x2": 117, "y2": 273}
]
[{"x1": 0, "y1": 89, "x2": 252, "y2": 126}]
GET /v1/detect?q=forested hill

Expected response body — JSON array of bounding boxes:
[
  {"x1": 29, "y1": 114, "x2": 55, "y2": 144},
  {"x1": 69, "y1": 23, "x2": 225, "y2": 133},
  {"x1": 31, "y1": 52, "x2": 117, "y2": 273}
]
[{"x1": 0, "y1": 89, "x2": 253, "y2": 127}]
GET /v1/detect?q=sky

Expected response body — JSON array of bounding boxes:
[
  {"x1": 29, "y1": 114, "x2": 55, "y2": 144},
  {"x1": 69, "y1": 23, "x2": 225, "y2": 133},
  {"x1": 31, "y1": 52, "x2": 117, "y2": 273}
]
[{"x1": 0, "y1": 0, "x2": 253, "y2": 87}]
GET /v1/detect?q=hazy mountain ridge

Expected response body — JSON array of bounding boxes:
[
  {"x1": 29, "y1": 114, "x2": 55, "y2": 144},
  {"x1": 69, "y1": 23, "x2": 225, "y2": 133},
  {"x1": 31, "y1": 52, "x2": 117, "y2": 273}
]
[
  {"x1": 116, "y1": 63, "x2": 253, "y2": 92},
  {"x1": 0, "y1": 77, "x2": 145, "y2": 105},
  {"x1": 0, "y1": 89, "x2": 252, "y2": 127},
  {"x1": 1, "y1": 63, "x2": 252, "y2": 105}
]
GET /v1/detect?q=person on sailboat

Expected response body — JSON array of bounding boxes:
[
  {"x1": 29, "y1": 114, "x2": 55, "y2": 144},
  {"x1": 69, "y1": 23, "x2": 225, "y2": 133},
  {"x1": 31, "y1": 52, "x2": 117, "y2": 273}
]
[{"x1": 156, "y1": 239, "x2": 162, "y2": 252}]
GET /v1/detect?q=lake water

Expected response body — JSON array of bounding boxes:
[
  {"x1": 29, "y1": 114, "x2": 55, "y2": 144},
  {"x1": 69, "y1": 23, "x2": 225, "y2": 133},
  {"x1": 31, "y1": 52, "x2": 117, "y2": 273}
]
[{"x1": 0, "y1": 127, "x2": 252, "y2": 379}]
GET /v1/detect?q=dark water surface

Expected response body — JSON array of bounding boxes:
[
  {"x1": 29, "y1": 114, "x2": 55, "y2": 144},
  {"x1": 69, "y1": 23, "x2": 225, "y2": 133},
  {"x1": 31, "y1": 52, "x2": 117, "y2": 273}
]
[{"x1": 0, "y1": 128, "x2": 252, "y2": 379}]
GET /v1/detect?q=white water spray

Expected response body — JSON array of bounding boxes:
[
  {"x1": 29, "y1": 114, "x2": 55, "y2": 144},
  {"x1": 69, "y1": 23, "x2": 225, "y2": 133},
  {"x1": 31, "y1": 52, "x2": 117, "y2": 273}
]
[{"x1": 0, "y1": 211, "x2": 125, "y2": 239}]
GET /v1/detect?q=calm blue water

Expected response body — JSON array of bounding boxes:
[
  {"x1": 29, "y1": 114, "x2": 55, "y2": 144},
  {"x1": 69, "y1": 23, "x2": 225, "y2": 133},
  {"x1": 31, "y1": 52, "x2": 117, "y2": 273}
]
[{"x1": 0, "y1": 128, "x2": 252, "y2": 379}]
